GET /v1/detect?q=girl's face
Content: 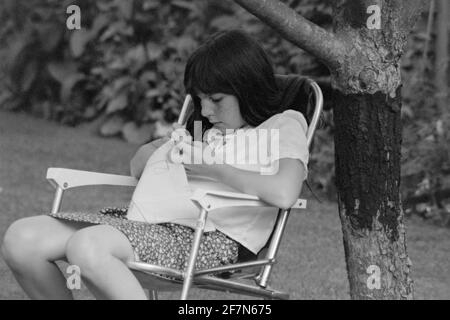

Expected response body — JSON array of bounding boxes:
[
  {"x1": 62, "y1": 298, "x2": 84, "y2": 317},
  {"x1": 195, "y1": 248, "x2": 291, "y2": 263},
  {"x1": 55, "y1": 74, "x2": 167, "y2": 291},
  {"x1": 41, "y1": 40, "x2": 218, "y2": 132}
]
[{"x1": 197, "y1": 93, "x2": 247, "y2": 133}]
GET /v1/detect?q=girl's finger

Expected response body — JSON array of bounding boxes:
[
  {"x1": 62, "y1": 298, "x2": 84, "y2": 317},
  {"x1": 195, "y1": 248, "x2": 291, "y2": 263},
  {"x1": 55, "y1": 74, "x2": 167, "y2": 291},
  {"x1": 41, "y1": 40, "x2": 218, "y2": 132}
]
[
  {"x1": 169, "y1": 145, "x2": 183, "y2": 164},
  {"x1": 172, "y1": 122, "x2": 184, "y2": 130},
  {"x1": 170, "y1": 129, "x2": 192, "y2": 145},
  {"x1": 165, "y1": 122, "x2": 187, "y2": 138}
]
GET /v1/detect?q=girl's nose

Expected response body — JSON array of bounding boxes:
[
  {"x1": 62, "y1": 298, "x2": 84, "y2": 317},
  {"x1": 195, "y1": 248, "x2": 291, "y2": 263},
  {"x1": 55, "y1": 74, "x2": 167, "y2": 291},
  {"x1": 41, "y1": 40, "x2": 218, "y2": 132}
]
[{"x1": 200, "y1": 99, "x2": 215, "y2": 118}]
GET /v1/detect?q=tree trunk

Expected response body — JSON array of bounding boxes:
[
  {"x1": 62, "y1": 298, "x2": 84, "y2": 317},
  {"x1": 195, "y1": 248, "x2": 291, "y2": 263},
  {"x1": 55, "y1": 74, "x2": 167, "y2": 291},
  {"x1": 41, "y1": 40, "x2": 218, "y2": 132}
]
[
  {"x1": 233, "y1": 0, "x2": 427, "y2": 299},
  {"x1": 435, "y1": 0, "x2": 448, "y2": 114},
  {"x1": 328, "y1": 0, "x2": 426, "y2": 299},
  {"x1": 333, "y1": 88, "x2": 413, "y2": 299}
]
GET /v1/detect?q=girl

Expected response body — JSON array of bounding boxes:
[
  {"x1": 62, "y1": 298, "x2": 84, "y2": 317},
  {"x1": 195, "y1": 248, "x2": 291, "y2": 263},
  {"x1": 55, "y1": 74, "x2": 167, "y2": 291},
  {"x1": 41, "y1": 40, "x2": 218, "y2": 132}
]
[{"x1": 1, "y1": 30, "x2": 309, "y2": 300}]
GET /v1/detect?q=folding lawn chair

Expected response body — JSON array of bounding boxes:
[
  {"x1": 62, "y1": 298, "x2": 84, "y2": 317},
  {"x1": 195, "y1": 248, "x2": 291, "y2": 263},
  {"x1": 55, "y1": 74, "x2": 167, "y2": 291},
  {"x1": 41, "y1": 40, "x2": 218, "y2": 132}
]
[{"x1": 46, "y1": 76, "x2": 323, "y2": 300}]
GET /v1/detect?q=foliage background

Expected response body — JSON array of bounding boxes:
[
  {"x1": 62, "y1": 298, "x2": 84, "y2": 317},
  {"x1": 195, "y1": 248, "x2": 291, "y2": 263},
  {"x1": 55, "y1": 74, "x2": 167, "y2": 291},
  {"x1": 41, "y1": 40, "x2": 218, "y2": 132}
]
[{"x1": 0, "y1": 0, "x2": 448, "y2": 225}]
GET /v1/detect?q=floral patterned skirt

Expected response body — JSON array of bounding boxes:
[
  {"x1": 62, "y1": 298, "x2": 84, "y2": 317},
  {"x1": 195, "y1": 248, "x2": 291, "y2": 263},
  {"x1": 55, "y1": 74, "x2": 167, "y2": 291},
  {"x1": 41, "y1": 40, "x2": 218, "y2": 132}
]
[{"x1": 47, "y1": 207, "x2": 240, "y2": 271}]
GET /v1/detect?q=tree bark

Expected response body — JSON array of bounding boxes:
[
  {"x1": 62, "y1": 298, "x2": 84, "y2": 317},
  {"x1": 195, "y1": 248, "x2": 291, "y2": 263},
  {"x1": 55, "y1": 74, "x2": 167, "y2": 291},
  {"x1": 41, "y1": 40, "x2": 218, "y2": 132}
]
[
  {"x1": 233, "y1": 0, "x2": 345, "y2": 67},
  {"x1": 234, "y1": 0, "x2": 427, "y2": 299},
  {"x1": 334, "y1": 88, "x2": 413, "y2": 299},
  {"x1": 328, "y1": 0, "x2": 425, "y2": 299}
]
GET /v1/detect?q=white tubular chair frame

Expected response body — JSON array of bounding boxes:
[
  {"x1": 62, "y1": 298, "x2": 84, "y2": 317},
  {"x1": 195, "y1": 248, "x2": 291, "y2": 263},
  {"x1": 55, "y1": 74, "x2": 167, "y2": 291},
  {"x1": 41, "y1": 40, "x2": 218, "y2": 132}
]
[{"x1": 46, "y1": 78, "x2": 323, "y2": 300}]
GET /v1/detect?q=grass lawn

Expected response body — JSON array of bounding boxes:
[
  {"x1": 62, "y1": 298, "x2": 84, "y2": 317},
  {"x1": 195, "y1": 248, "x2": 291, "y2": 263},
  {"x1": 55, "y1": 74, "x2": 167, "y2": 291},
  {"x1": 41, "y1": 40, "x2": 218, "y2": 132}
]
[{"x1": 0, "y1": 110, "x2": 449, "y2": 300}]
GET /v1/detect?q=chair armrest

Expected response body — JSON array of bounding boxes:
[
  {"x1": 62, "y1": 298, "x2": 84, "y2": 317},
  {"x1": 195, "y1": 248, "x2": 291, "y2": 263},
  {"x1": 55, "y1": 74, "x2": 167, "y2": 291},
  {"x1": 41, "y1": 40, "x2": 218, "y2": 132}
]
[
  {"x1": 190, "y1": 189, "x2": 307, "y2": 211},
  {"x1": 46, "y1": 167, "x2": 138, "y2": 190}
]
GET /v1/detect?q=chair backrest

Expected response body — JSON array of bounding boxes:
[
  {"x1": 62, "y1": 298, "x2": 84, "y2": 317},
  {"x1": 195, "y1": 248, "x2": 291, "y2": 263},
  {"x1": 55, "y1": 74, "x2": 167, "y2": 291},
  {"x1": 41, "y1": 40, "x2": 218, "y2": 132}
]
[
  {"x1": 273, "y1": 75, "x2": 323, "y2": 148},
  {"x1": 304, "y1": 79, "x2": 324, "y2": 148},
  {"x1": 255, "y1": 77, "x2": 323, "y2": 288}
]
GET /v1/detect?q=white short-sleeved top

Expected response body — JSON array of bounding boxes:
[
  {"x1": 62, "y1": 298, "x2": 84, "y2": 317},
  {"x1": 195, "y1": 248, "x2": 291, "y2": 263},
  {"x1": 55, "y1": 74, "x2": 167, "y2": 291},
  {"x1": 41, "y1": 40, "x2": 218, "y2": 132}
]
[{"x1": 127, "y1": 109, "x2": 309, "y2": 255}]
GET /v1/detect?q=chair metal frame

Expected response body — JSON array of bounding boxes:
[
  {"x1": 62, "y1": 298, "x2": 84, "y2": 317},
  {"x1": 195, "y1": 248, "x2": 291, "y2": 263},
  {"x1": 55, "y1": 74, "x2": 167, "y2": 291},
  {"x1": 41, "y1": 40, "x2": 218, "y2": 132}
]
[{"x1": 46, "y1": 78, "x2": 323, "y2": 300}]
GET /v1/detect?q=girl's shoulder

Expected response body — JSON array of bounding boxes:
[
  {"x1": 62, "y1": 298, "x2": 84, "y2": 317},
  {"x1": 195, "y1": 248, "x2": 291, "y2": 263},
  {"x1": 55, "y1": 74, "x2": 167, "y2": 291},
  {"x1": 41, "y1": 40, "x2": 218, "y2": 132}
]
[{"x1": 257, "y1": 109, "x2": 308, "y2": 134}]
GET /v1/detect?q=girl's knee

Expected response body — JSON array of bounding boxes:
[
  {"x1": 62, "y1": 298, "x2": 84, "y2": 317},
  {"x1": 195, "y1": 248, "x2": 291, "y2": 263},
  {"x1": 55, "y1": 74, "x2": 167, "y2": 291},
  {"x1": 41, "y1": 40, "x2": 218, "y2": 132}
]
[
  {"x1": 65, "y1": 230, "x2": 107, "y2": 274},
  {"x1": 1, "y1": 217, "x2": 43, "y2": 267}
]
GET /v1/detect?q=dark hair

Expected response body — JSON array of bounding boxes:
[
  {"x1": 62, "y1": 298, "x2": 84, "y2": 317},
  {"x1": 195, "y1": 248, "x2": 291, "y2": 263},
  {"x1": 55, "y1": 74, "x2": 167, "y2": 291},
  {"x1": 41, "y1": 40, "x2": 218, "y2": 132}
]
[{"x1": 183, "y1": 29, "x2": 282, "y2": 139}]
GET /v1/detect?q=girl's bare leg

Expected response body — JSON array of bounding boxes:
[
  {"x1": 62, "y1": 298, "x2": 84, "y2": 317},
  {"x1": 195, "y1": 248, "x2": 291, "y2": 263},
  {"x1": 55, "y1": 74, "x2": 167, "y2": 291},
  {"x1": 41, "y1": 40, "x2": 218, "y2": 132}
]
[
  {"x1": 1, "y1": 215, "x2": 92, "y2": 300},
  {"x1": 65, "y1": 225, "x2": 147, "y2": 300}
]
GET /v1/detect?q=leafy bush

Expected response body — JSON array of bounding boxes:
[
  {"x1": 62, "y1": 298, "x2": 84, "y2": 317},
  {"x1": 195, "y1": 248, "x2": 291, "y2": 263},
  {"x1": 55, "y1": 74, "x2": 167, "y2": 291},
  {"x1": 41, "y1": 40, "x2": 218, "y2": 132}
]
[
  {"x1": 0, "y1": 0, "x2": 331, "y2": 136},
  {"x1": 0, "y1": 0, "x2": 338, "y2": 199},
  {"x1": 400, "y1": 15, "x2": 450, "y2": 226}
]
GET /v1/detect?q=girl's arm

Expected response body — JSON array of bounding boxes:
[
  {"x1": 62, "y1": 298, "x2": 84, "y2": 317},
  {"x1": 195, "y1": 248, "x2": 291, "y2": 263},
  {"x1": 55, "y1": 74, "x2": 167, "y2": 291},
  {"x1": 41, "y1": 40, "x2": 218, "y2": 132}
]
[
  {"x1": 130, "y1": 137, "x2": 170, "y2": 178},
  {"x1": 130, "y1": 123, "x2": 184, "y2": 178},
  {"x1": 215, "y1": 159, "x2": 306, "y2": 209},
  {"x1": 185, "y1": 158, "x2": 306, "y2": 209}
]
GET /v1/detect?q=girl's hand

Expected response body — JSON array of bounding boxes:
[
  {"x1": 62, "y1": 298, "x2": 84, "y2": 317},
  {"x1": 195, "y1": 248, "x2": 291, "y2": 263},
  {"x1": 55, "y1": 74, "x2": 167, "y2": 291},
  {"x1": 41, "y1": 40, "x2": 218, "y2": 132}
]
[
  {"x1": 184, "y1": 162, "x2": 221, "y2": 179},
  {"x1": 173, "y1": 140, "x2": 222, "y2": 179},
  {"x1": 166, "y1": 122, "x2": 187, "y2": 140},
  {"x1": 130, "y1": 136, "x2": 170, "y2": 178}
]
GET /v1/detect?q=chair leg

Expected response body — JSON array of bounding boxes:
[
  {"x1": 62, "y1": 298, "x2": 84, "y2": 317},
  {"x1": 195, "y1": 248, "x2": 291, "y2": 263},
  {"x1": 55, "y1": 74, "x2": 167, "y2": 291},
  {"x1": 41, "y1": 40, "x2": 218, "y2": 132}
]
[
  {"x1": 181, "y1": 208, "x2": 208, "y2": 300},
  {"x1": 51, "y1": 187, "x2": 64, "y2": 213},
  {"x1": 144, "y1": 289, "x2": 158, "y2": 300},
  {"x1": 149, "y1": 290, "x2": 158, "y2": 300}
]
